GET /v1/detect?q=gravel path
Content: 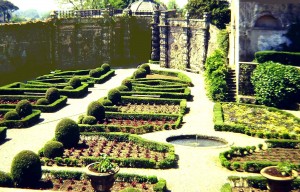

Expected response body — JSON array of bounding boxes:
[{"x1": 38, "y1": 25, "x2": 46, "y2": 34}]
[{"x1": 1, "y1": 65, "x2": 298, "y2": 191}]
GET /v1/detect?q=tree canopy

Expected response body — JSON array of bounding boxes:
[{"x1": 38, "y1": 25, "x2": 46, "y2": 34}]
[
  {"x1": 56, "y1": 0, "x2": 134, "y2": 10},
  {"x1": 185, "y1": 0, "x2": 230, "y2": 29},
  {"x1": 0, "y1": 0, "x2": 19, "y2": 22}
]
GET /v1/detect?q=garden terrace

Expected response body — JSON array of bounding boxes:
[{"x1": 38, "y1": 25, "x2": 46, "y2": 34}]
[
  {"x1": 0, "y1": 109, "x2": 41, "y2": 128},
  {"x1": 0, "y1": 95, "x2": 67, "y2": 112},
  {"x1": 214, "y1": 102, "x2": 300, "y2": 139},
  {"x1": 0, "y1": 82, "x2": 89, "y2": 98},
  {"x1": 40, "y1": 133, "x2": 176, "y2": 169}
]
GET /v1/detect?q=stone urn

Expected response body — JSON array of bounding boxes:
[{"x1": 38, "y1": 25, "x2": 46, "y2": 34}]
[
  {"x1": 260, "y1": 166, "x2": 298, "y2": 192},
  {"x1": 85, "y1": 162, "x2": 119, "y2": 192}
]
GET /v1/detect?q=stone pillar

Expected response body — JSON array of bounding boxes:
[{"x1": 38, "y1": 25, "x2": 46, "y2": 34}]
[
  {"x1": 151, "y1": 10, "x2": 160, "y2": 61},
  {"x1": 159, "y1": 11, "x2": 169, "y2": 68},
  {"x1": 183, "y1": 11, "x2": 190, "y2": 69}
]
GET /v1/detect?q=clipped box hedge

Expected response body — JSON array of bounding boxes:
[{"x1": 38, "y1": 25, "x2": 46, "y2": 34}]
[
  {"x1": 255, "y1": 51, "x2": 300, "y2": 66},
  {"x1": 0, "y1": 109, "x2": 41, "y2": 128},
  {"x1": 0, "y1": 127, "x2": 7, "y2": 142},
  {"x1": 150, "y1": 69, "x2": 193, "y2": 86},
  {"x1": 265, "y1": 139, "x2": 300, "y2": 148}
]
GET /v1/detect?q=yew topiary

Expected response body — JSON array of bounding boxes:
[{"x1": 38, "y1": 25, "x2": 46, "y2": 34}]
[
  {"x1": 101, "y1": 63, "x2": 110, "y2": 73},
  {"x1": 45, "y1": 88, "x2": 60, "y2": 103},
  {"x1": 139, "y1": 63, "x2": 151, "y2": 74},
  {"x1": 117, "y1": 85, "x2": 129, "y2": 91},
  {"x1": 87, "y1": 101, "x2": 105, "y2": 121},
  {"x1": 133, "y1": 68, "x2": 147, "y2": 79},
  {"x1": 99, "y1": 99, "x2": 113, "y2": 106},
  {"x1": 121, "y1": 79, "x2": 132, "y2": 90},
  {"x1": 15, "y1": 100, "x2": 32, "y2": 117},
  {"x1": 55, "y1": 118, "x2": 80, "y2": 148},
  {"x1": 82, "y1": 115, "x2": 97, "y2": 125},
  {"x1": 11, "y1": 150, "x2": 42, "y2": 187},
  {"x1": 4, "y1": 110, "x2": 20, "y2": 120},
  {"x1": 69, "y1": 77, "x2": 82, "y2": 89},
  {"x1": 89, "y1": 69, "x2": 101, "y2": 78},
  {"x1": 36, "y1": 98, "x2": 49, "y2": 105},
  {"x1": 0, "y1": 171, "x2": 14, "y2": 187},
  {"x1": 43, "y1": 141, "x2": 64, "y2": 159},
  {"x1": 107, "y1": 89, "x2": 122, "y2": 105}
]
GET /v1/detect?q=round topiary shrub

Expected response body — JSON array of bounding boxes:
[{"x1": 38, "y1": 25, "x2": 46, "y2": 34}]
[
  {"x1": 77, "y1": 114, "x2": 85, "y2": 124},
  {"x1": 107, "y1": 89, "x2": 122, "y2": 105},
  {"x1": 139, "y1": 63, "x2": 151, "y2": 74},
  {"x1": 89, "y1": 69, "x2": 100, "y2": 78},
  {"x1": 133, "y1": 68, "x2": 147, "y2": 79},
  {"x1": 45, "y1": 88, "x2": 60, "y2": 104},
  {"x1": 63, "y1": 85, "x2": 74, "y2": 90},
  {"x1": 87, "y1": 101, "x2": 105, "y2": 121},
  {"x1": 11, "y1": 150, "x2": 42, "y2": 187},
  {"x1": 96, "y1": 67, "x2": 105, "y2": 76},
  {"x1": 100, "y1": 99, "x2": 113, "y2": 106},
  {"x1": 0, "y1": 171, "x2": 14, "y2": 187},
  {"x1": 82, "y1": 115, "x2": 97, "y2": 125},
  {"x1": 15, "y1": 100, "x2": 32, "y2": 118},
  {"x1": 69, "y1": 77, "x2": 82, "y2": 89},
  {"x1": 36, "y1": 98, "x2": 49, "y2": 105},
  {"x1": 117, "y1": 85, "x2": 129, "y2": 91},
  {"x1": 55, "y1": 118, "x2": 80, "y2": 148},
  {"x1": 101, "y1": 63, "x2": 110, "y2": 73},
  {"x1": 43, "y1": 141, "x2": 64, "y2": 159},
  {"x1": 121, "y1": 79, "x2": 132, "y2": 91},
  {"x1": 4, "y1": 110, "x2": 20, "y2": 120}
]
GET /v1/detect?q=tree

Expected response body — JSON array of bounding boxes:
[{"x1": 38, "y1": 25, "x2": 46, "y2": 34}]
[
  {"x1": 185, "y1": 0, "x2": 230, "y2": 29},
  {"x1": 0, "y1": 0, "x2": 19, "y2": 22},
  {"x1": 167, "y1": 0, "x2": 178, "y2": 10},
  {"x1": 56, "y1": 0, "x2": 132, "y2": 10}
]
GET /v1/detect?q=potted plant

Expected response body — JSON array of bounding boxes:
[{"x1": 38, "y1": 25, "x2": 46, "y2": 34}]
[
  {"x1": 260, "y1": 161, "x2": 298, "y2": 192},
  {"x1": 85, "y1": 154, "x2": 119, "y2": 192}
]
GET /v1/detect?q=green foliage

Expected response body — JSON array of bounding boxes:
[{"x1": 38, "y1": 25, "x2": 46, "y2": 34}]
[
  {"x1": 0, "y1": 171, "x2": 14, "y2": 187},
  {"x1": 11, "y1": 150, "x2": 42, "y2": 187},
  {"x1": 119, "y1": 188, "x2": 141, "y2": 192},
  {"x1": 89, "y1": 69, "x2": 101, "y2": 78},
  {"x1": 82, "y1": 115, "x2": 97, "y2": 125},
  {"x1": 153, "y1": 179, "x2": 167, "y2": 192},
  {"x1": 122, "y1": 79, "x2": 132, "y2": 90},
  {"x1": 99, "y1": 98, "x2": 113, "y2": 106},
  {"x1": 220, "y1": 183, "x2": 231, "y2": 192},
  {"x1": 15, "y1": 100, "x2": 32, "y2": 117},
  {"x1": 282, "y1": 21, "x2": 300, "y2": 52},
  {"x1": 255, "y1": 51, "x2": 300, "y2": 66},
  {"x1": 69, "y1": 76, "x2": 82, "y2": 89},
  {"x1": 87, "y1": 101, "x2": 105, "y2": 121},
  {"x1": 45, "y1": 87, "x2": 60, "y2": 103},
  {"x1": 101, "y1": 63, "x2": 111, "y2": 73},
  {"x1": 108, "y1": 88, "x2": 122, "y2": 105},
  {"x1": 63, "y1": 85, "x2": 73, "y2": 90},
  {"x1": 265, "y1": 139, "x2": 300, "y2": 148},
  {"x1": 4, "y1": 110, "x2": 20, "y2": 120},
  {"x1": 217, "y1": 29, "x2": 229, "y2": 57},
  {"x1": 43, "y1": 141, "x2": 64, "y2": 159},
  {"x1": 251, "y1": 62, "x2": 300, "y2": 108},
  {"x1": 55, "y1": 118, "x2": 80, "y2": 148},
  {"x1": 90, "y1": 154, "x2": 118, "y2": 173},
  {"x1": 117, "y1": 85, "x2": 129, "y2": 91},
  {"x1": 186, "y1": 0, "x2": 230, "y2": 29},
  {"x1": 139, "y1": 64, "x2": 151, "y2": 74},
  {"x1": 133, "y1": 68, "x2": 147, "y2": 79},
  {"x1": 0, "y1": 127, "x2": 7, "y2": 142},
  {"x1": 36, "y1": 98, "x2": 49, "y2": 105}
]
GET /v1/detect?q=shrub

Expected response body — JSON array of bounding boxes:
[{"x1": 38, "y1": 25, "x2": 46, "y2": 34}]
[
  {"x1": 133, "y1": 69, "x2": 147, "y2": 79},
  {"x1": 139, "y1": 64, "x2": 151, "y2": 74},
  {"x1": 15, "y1": 100, "x2": 32, "y2": 117},
  {"x1": 63, "y1": 85, "x2": 73, "y2": 90},
  {"x1": 43, "y1": 141, "x2": 64, "y2": 158},
  {"x1": 255, "y1": 51, "x2": 300, "y2": 66},
  {"x1": 119, "y1": 188, "x2": 141, "y2": 192},
  {"x1": 45, "y1": 88, "x2": 60, "y2": 103},
  {"x1": 122, "y1": 79, "x2": 132, "y2": 90},
  {"x1": 0, "y1": 127, "x2": 7, "y2": 142},
  {"x1": 4, "y1": 110, "x2": 20, "y2": 120},
  {"x1": 251, "y1": 62, "x2": 300, "y2": 108},
  {"x1": 89, "y1": 69, "x2": 101, "y2": 78},
  {"x1": 117, "y1": 85, "x2": 129, "y2": 91},
  {"x1": 82, "y1": 115, "x2": 97, "y2": 125},
  {"x1": 87, "y1": 101, "x2": 105, "y2": 121},
  {"x1": 108, "y1": 89, "x2": 122, "y2": 105},
  {"x1": 0, "y1": 171, "x2": 14, "y2": 187},
  {"x1": 101, "y1": 63, "x2": 111, "y2": 73},
  {"x1": 55, "y1": 118, "x2": 80, "y2": 148},
  {"x1": 96, "y1": 67, "x2": 105, "y2": 76},
  {"x1": 69, "y1": 77, "x2": 82, "y2": 89},
  {"x1": 36, "y1": 98, "x2": 49, "y2": 105},
  {"x1": 77, "y1": 114, "x2": 85, "y2": 124},
  {"x1": 99, "y1": 99, "x2": 113, "y2": 106},
  {"x1": 11, "y1": 150, "x2": 42, "y2": 187}
]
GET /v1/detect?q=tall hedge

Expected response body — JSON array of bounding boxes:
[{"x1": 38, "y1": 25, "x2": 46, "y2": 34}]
[
  {"x1": 251, "y1": 61, "x2": 300, "y2": 108},
  {"x1": 255, "y1": 51, "x2": 300, "y2": 66}
]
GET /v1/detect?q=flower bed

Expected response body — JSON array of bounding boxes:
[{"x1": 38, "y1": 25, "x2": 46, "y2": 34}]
[{"x1": 0, "y1": 109, "x2": 41, "y2": 128}]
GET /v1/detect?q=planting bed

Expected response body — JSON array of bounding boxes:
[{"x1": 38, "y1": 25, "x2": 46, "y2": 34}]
[
  {"x1": 117, "y1": 103, "x2": 181, "y2": 114},
  {"x1": 0, "y1": 109, "x2": 41, "y2": 128}
]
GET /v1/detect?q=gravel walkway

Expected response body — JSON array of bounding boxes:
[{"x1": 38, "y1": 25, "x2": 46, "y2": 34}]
[{"x1": 0, "y1": 65, "x2": 299, "y2": 191}]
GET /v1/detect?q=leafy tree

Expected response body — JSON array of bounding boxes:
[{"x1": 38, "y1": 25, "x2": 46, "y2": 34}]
[
  {"x1": 185, "y1": 0, "x2": 230, "y2": 29},
  {"x1": 0, "y1": 0, "x2": 19, "y2": 22},
  {"x1": 167, "y1": 0, "x2": 178, "y2": 10},
  {"x1": 56, "y1": 0, "x2": 132, "y2": 10}
]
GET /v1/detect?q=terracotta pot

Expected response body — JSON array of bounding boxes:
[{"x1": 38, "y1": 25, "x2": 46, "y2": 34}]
[
  {"x1": 85, "y1": 163, "x2": 120, "y2": 192},
  {"x1": 260, "y1": 166, "x2": 298, "y2": 192}
]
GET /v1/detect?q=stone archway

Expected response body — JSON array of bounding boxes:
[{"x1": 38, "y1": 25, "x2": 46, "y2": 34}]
[{"x1": 254, "y1": 15, "x2": 281, "y2": 29}]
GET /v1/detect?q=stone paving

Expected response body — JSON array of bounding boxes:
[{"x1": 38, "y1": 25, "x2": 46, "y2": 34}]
[{"x1": 0, "y1": 65, "x2": 300, "y2": 192}]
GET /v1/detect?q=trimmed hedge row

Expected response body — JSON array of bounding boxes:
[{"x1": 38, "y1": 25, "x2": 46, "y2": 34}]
[
  {"x1": 80, "y1": 132, "x2": 177, "y2": 169},
  {"x1": 213, "y1": 102, "x2": 300, "y2": 139},
  {"x1": 133, "y1": 86, "x2": 186, "y2": 93},
  {"x1": 0, "y1": 95, "x2": 68, "y2": 113},
  {"x1": 255, "y1": 51, "x2": 300, "y2": 66},
  {"x1": 265, "y1": 139, "x2": 300, "y2": 148},
  {"x1": 0, "y1": 109, "x2": 41, "y2": 128},
  {"x1": 41, "y1": 169, "x2": 167, "y2": 192},
  {"x1": 0, "y1": 127, "x2": 7, "y2": 142},
  {"x1": 150, "y1": 69, "x2": 193, "y2": 86}
]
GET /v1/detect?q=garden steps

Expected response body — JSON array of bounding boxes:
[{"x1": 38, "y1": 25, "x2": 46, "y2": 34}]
[{"x1": 226, "y1": 69, "x2": 237, "y2": 102}]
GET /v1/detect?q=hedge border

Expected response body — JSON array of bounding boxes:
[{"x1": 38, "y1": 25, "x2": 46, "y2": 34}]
[
  {"x1": 0, "y1": 109, "x2": 41, "y2": 128},
  {"x1": 150, "y1": 69, "x2": 193, "y2": 86},
  {"x1": 0, "y1": 127, "x2": 7, "y2": 142},
  {"x1": 255, "y1": 51, "x2": 300, "y2": 66}
]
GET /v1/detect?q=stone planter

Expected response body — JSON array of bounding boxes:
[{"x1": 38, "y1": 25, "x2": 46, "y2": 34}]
[
  {"x1": 260, "y1": 166, "x2": 298, "y2": 192},
  {"x1": 85, "y1": 162, "x2": 120, "y2": 192}
]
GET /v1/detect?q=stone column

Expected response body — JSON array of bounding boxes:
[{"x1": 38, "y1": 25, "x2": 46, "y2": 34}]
[
  {"x1": 182, "y1": 11, "x2": 190, "y2": 69},
  {"x1": 50, "y1": 11, "x2": 59, "y2": 69},
  {"x1": 151, "y1": 10, "x2": 160, "y2": 62},
  {"x1": 159, "y1": 11, "x2": 169, "y2": 68}
]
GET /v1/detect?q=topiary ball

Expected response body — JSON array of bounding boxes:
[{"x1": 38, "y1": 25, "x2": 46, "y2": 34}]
[
  {"x1": 87, "y1": 101, "x2": 105, "y2": 121},
  {"x1": 43, "y1": 141, "x2": 64, "y2": 159},
  {"x1": 15, "y1": 100, "x2": 32, "y2": 118},
  {"x1": 117, "y1": 85, "x2": 129, "y2": 91},
  {"x1": 11, "y1": 150, "x2": 42, "y2": 187},
  {"x1": 36, "y1": 98, "x2": 49, "y2": 105},
  {"x1": 139, "y1": 63, "x2": 151, "y2": 74},
  {"x1": 133, "y1": 68, "x2": 147, "y2": 79},
  {"x1": 63, "y1": 85, "x2": 74, "y2": 90},
  {"x1": 45, "y1": 88, "x2": 60, "y2": 103},
  {"x1": 55, "y1": 118, "x2": 80, "y2": 148},
  {"x1": 121, "y1": 79, "x2": 132, "y2": 91},
  {"x1": 107, "y1": 89, "x2": 122, "y2": 105},
  {"x1": 0, "y1": 171, "x2": 14, "y2": 187},
  {"x1": 89, "y1": 69, "x2": 100, "y2": 78},
  {"x1": 4, "y1": 110, "x2": 20, "y2": 120},
  {"x1": 96, "y1": 67, "x2": 105, "y2": 76},
  {"x1": 99, "y1": 99, "x2": 113, "y2": 106},
  {"x1": 82, "y1": 115, "x2": 97, "y2": 125},
  {"x1": 101, "y1": 63, "x2": 110, "y2": 73},
  {"x1": 69, "y1": 77, "x2": 82, "y2": 89}
]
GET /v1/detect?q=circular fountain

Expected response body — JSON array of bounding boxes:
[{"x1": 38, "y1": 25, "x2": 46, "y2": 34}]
[{"x1": 166, "y1": 135, "x2": 230, "y2": 148}]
